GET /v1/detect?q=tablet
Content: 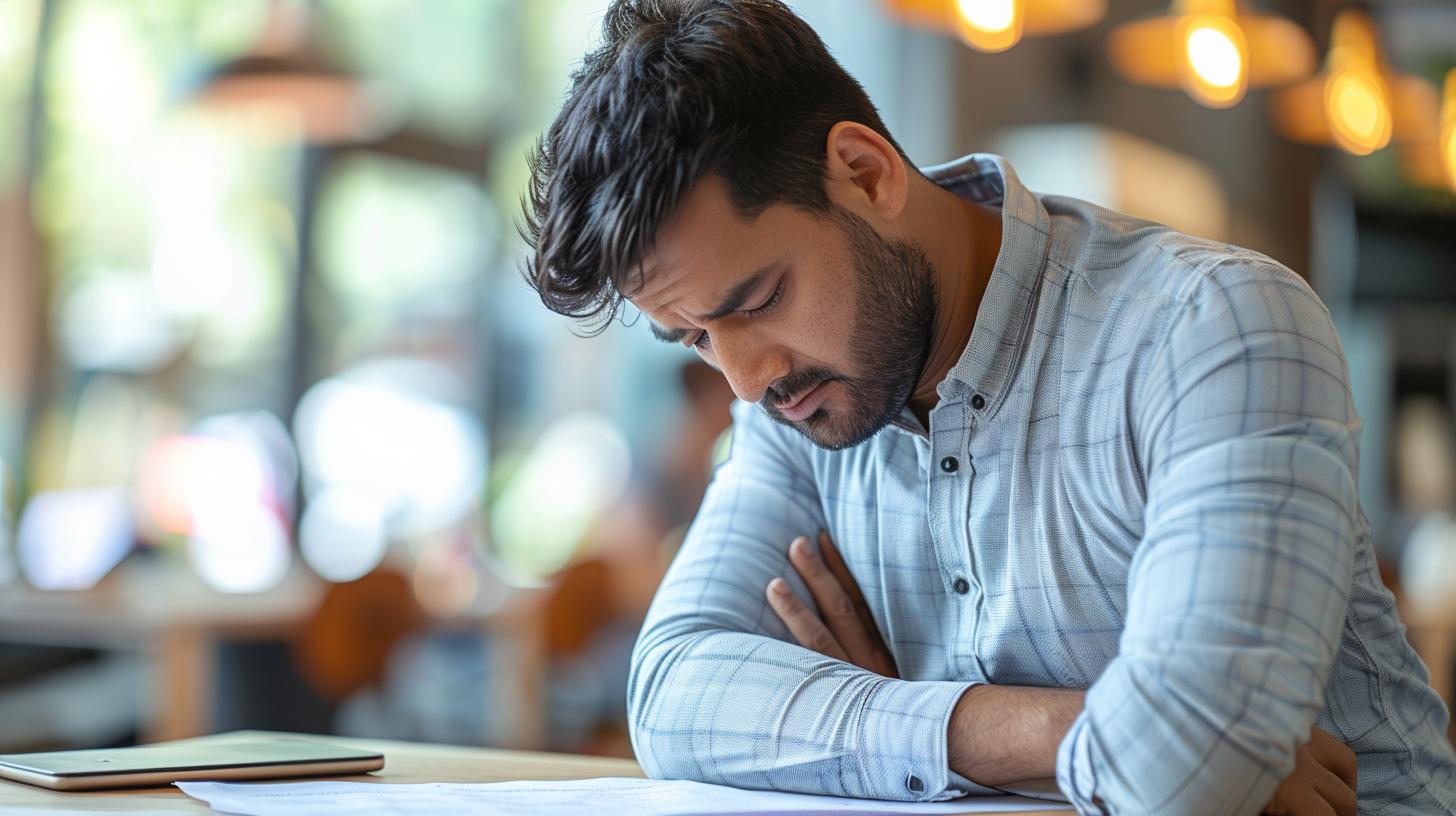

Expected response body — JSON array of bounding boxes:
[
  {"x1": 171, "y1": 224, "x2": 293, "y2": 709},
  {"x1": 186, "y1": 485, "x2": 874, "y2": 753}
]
[{"x1": 0, "y1": 738, "x2": 385, "y2": 791}]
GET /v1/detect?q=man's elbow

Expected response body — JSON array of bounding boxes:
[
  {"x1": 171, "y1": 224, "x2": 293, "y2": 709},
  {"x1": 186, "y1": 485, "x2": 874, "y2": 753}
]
[
  {"x1": 1059, "y1": 656, "x2": 1316, "y2": 815},
  {"x1": 626, "y1": 625, "x2": 705, "y2": 780}
]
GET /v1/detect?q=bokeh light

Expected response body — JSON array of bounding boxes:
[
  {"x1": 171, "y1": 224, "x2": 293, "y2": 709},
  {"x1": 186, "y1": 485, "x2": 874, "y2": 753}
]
[
  {"x1": 491, "y1": 411, "x2": 631, "y2": 581},
  {"x1": 187, "y1": 500, "x2": 292, "y2": 594},
  {"x1": 953, "y1": 0, "x2": 1022, "y2": 53},
  {"x1": 1325, "y1": 67, "x2": 1393, "y2": 156},
  {"x1": 1187, "y1": 27, "x2": 1239, "y2": 89},
  {"x1": 47, "y1": 1, "x2": 161, "y2": 137},
  {"x1": 135, "y1": 413, "x2": 296, "y2": 593},
  {"x1": 300, "y1": 487, "x2": 388, "y2": 583},
  {"x1": 137, "y1": 433, "x2": 269, "y2": 539},
  {"x1": 17, "y1": 488, "x2": 132, "y2": 591},
  {"x1": 56, "y1": 273, "x2": 178, "y2": 372},
  {"x1": 150, "y1": 215, "x2": 240, "y2": 319},
  {"x1": 194, "y1": 411, "x2": 299, "y2": 518},
  {"x1": 293, "y1": 358, "x2": 487, "y2": 538},
  {"x1": 1179, "y1": 15, "x2": 1247, "y2": 108}
]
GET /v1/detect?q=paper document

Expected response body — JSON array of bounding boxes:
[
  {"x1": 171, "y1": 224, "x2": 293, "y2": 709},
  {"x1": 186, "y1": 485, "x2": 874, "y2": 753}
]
[{"x1": 178, "y1": 777, "x2": 1071, "y2": 815}]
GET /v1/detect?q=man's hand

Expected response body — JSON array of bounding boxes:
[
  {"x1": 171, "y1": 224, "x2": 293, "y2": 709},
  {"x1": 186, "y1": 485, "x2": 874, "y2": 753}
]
[
  {"x1": 1263, "y1": 727, "x2": 1358, "y2": 816},
  {"x1": 766, "y1": 532, "x2": 1358, "y2": 814},
  {"x1": 764, "y1": 530, "x2": 898, "y2": 678}
]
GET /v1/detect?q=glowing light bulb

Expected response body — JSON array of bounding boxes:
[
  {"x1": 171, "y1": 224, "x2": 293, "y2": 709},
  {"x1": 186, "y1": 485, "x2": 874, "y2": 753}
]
[
  {"x1": 1177, "y1": 14, "x2": 1247, "y2": 108},
  {"x1": 1324, "y1": 67, "x2": 1392, "y2": 156},
  {"x1": 954, "y1": 0, "x2": 1023, "y2": 53},
  {"x1": 1187, "y1": 28, "x2": 1240, "y2": 88}
]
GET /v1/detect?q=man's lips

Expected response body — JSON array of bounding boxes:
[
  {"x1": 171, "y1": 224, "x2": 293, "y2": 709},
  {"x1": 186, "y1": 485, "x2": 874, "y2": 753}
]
[{"x1": 775, "y1": 380, "x2": 831, "y2": 422}]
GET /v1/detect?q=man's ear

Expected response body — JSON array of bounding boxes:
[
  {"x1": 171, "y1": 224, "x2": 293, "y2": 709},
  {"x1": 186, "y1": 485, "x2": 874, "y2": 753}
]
[{"x1": 823, "y1": 121, "x2": 909, "y2": 223}]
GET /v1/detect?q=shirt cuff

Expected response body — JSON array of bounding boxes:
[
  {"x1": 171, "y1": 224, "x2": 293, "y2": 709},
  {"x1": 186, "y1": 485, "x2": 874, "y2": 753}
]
[
  {"x1": 863, "y1": 679, "x2": 977, "y2": 801},
  {"x1": 945, "y1": 768, "x2": 1004, "y2": 797}
]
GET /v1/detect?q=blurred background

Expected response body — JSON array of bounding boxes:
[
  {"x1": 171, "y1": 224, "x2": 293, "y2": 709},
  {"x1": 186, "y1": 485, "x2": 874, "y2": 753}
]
[{"x1": 0, "y1": 0, "x2": 1453, "y2": 759}]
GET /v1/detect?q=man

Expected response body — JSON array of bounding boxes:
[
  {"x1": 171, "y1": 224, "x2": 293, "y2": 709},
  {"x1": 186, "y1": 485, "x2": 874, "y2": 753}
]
[{"x1": 523, "y1": 1, "x2": 1456, "y2": 812}]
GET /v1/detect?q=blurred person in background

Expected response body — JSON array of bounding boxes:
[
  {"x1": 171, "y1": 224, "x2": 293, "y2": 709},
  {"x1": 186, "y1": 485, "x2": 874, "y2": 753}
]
[{"x1": 522, "y1": 0, "x2": 1456, "y2": 814}]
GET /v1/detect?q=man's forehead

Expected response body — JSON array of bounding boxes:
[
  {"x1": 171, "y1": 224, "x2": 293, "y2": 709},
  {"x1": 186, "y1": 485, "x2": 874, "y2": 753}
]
[{"x1": 629, "y1": 180, "x2": 756, "y2": 312}]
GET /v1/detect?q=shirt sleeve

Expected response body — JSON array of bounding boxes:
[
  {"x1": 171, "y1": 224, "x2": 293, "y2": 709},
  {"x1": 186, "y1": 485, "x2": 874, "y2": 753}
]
[
  {"x1": 628, "y1": 399, "x2": 976, "y2": 801},
  {"x1": 1056, "y1": 258, "x2": 1360, "y2": 814}
]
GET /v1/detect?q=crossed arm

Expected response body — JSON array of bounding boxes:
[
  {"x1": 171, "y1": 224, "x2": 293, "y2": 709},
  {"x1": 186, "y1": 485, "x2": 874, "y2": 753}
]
[{"x1": 767, "y1": 530, "x2": 1357, "y2": 814}]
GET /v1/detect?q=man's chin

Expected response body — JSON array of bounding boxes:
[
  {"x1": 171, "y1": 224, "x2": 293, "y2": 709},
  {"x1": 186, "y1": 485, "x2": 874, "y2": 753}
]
[{"x1": 764, "y1": 403, "x2": 897, "y2": 452}]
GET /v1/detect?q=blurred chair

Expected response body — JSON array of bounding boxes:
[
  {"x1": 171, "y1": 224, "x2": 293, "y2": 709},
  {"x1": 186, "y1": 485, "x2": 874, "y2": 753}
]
[{"x1": 292, "y1": 568, "x2": 426, "y2": 703}]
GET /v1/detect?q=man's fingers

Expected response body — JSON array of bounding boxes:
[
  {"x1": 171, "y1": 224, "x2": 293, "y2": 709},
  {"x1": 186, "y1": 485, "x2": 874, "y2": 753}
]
[
  {"x1": 766, "y1": 578, "x2": 849, "y2": 662},
  {"x1": 816, "y1": 531, "x2": 899, "y2": 677},
  {"x1": 1308, "y1": 728, "x2": 1358, "y2": 790},
  {"x1": 1309, "y1": 764, "x2": 1357, "y2": 816},
  {"x1": 816, "y1": 531, "x2": 881, "y2": 641},
  {"x1": 1273, "y1": 786, "x2": 1337, "y2": 816},
  {"x1": 787, "y1": 535, "x2": 882, "y2": 669}
]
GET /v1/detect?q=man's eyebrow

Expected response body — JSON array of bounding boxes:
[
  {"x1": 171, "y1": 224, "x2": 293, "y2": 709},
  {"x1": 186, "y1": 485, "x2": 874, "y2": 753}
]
[
  {"x1": 698, "y1": 269, "x2": 768, "y2": 322},
  {"x1": 646, "y1": 263, "x2": 783, "y2": 345}
]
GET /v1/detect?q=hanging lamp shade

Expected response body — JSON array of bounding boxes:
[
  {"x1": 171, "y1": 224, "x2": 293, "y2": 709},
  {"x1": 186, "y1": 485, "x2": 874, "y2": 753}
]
[
  {"x1": 1107, "y1": 0, "x2": 1315, "y2": 109},
  {"x1": 1393, "y1": 68, "x2": 1456, "y2": 191},
  {"x1": 1268, "y1": 10, "x2": 1435, "y2": 158},
  {"x1": 1391, "y1": 76, "x2": 1444, "y2": 189},
  {"x1": 882, "y1": 0, "x2": 1106, "y2": 54},
  {"x1": 190, "y1": 0, "x2": 376, "y2": 144}
]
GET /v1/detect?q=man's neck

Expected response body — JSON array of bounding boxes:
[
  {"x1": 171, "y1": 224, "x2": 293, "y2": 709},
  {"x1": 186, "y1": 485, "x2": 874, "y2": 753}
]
[{"x1": 904, "y1": 177, "x2": 1003, "y2": 429}]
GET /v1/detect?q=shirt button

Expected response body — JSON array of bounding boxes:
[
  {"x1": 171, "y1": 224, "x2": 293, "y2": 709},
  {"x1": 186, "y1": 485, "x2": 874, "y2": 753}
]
[
  {"x1": 939, "y1": 456, "x2": 958, "y2": 473},
  {"x1": 970, "y1": 393, "x2": 986, "y2": 410},
  {"x1": 953, "y1": 577, "x2": 970, "y2": 594}
]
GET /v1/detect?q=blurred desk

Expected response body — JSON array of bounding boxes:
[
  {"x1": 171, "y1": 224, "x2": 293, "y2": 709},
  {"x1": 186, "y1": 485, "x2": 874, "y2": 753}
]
[
  {"x1": 0, "y1": 562, "x2": 553, "y2": 748},
  {"x1": 0, "y1": 730, "x2": 1068, "y2": 815},
  {"x1": 0, "y1": 563, "x2": 325, "y2": 743}
]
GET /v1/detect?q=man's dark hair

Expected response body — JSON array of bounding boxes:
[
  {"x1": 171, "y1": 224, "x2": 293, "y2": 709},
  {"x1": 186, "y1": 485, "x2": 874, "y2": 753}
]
[{"x1": 522, "y1": 0, "x2": 907, "y2": 330}]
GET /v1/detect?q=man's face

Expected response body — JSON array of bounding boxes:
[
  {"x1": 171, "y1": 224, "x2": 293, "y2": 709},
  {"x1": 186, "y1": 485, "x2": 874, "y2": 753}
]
[{"x1": 630, "y1": 175, "x2": 938, "y2": 450}]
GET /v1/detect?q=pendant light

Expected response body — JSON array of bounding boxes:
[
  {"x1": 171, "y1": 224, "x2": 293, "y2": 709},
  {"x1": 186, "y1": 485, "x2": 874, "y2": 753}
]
[
  {"x1": 190, "y1": 0, "x2": 376, "y2": 144},
  {"x1": 1108, "y1": 0, "x2": 1315, "y2": 109},
  {"x1": 1269, "y1": 10, "x2": 1433, "y2": 157},
  {"x1": 882, "y1": 0, "x2": 1106, "y2": 54}
]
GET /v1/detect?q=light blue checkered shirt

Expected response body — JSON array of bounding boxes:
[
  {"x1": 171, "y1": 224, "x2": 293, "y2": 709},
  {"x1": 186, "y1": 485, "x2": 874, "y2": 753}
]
[{"x1": 626, "y1": 154, "x2": 1456, "y2": 814}]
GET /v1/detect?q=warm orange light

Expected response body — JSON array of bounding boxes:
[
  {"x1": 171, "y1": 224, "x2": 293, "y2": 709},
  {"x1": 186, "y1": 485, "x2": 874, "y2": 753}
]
[
  {"x1": 1443, "y1": 69, "x2": 1456, "y2": 190},
  {"x1": 1108, "y1": 0, "x2": 1310, "y2": 110},
  {"x1": 1324, "y1": 66, "x2": 1392, "y2": 155},
  {"x1": 1270, "y1": 10, "x2": 1417, "y2": 158},
  {"x1": 1178, "y1": 13, "x2": 1247, "y2": 108},
  {"x1": 881, "y1": 0, "x2": 954, "y2": 30},
  {"x1": 882, "y1": 0, "x2": 1104, "y2": 51},
  {"x1": 953, "y1": 0, "x2": 1024, "y2": 53}
]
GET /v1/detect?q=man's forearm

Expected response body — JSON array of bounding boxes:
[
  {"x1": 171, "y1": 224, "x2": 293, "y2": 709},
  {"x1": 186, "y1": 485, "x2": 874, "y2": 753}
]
[{"x1": 947, "y1": 684, "x2": 1086, "y2": 786}]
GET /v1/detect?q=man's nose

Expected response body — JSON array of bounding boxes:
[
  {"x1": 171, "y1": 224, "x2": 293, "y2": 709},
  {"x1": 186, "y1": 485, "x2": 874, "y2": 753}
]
[{"x1": 713, "y1": 333, "x2": 790, "y2": 405}]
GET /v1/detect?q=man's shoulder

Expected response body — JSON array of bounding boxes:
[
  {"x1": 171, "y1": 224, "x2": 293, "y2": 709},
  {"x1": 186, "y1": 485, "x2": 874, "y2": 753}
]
[{"x1": 1042, "y1": 193, "x2": 1308, "y2": 311}]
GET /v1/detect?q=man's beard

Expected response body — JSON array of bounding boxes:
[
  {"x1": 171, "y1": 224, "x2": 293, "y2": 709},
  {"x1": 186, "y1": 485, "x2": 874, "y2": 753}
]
[{"x1": 760, "y1": 206, "x2": 938, "y2": 450}]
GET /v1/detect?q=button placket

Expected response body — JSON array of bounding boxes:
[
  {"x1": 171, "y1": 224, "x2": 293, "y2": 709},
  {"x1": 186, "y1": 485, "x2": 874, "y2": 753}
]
[{"x1": 928, "y1": 400, "x2": 976, "y2": 603}]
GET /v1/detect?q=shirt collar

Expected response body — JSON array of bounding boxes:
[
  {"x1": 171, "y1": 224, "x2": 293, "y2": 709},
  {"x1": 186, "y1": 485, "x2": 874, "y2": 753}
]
[{"x1": 920, "y1": 153, "x2": 1052, "y2": 418}]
